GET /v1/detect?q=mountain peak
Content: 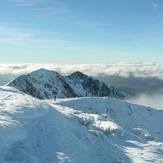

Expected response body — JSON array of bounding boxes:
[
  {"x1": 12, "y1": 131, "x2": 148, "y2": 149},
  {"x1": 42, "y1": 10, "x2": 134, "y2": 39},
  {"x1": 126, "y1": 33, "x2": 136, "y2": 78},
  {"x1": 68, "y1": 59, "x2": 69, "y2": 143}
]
[
  {"x1": 70, "y1": 71, "x2": 88, "y2": 78},
  {"x1": 8, "y1": 69, "x2": 126, "y2": 99},
  {"x1": 30, "y1": 68, "x2": 59, "y2": 76}
]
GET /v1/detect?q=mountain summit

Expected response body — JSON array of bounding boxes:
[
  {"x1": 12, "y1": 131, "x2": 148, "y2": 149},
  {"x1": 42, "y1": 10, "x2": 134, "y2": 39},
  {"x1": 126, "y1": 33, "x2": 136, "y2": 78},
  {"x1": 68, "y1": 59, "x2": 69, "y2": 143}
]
[{"x1": 8, "y1": 68, "x2": 126, "y2": 99}]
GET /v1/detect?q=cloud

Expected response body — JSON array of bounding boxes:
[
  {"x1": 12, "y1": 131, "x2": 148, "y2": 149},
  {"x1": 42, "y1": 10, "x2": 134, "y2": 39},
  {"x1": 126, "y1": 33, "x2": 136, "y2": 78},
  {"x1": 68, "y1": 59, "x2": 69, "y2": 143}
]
[
  {"x1": 10, "y1": 0, "x2": 109, "y2": 32},
  {"x1": 0, "y1": 27, "x2": 73, "y2": 48},
  {"x1": 9, "y1": 0, "x2": 71, "y2": 17},
  {"x1": 36, "y1": 7, "x2": 71, "y2": 15},
  {"x1": 74, "y1": 20, "x2": 109, "y2": 29},
  {"x1": 152, "y1": 1, "x2": 158, "y2": 11},
  {"x1": 127, "y1": 93, "x2": 163, "y2": 110},
  {"x1": 10, "y1": 0, "x2": 74, "y2": 16},
  {"x1": 0, "y1": 62, "x2": 162, "y2": 78},
  {"x1": 10, "y1": 0, "x2": 35, "y2": 6},
  {"x1": 0, "y1": 27, "x2": 33, "y2": 44}
]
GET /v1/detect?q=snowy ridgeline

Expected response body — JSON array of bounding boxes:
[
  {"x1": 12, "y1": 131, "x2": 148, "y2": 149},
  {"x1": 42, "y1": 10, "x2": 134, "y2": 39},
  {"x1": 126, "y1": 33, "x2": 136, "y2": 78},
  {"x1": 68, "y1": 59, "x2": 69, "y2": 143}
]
[{"x1": 0, "y1": 86, "x2": 163, "y2": 163}]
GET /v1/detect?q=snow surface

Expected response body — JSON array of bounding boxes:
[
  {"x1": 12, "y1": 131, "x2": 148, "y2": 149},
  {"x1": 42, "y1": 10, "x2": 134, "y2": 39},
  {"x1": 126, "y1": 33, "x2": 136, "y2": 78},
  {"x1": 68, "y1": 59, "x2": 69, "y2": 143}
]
[{"x1": 0, "y1": 86, "x2": 163, "y2": 163}]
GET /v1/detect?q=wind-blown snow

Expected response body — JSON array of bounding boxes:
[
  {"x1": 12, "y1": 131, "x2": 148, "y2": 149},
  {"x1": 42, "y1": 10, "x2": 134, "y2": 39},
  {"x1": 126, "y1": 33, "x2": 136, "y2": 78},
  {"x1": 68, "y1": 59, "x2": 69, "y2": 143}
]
[{"x1": 0, "y1": 86, "x2": 163, "y2": 163}]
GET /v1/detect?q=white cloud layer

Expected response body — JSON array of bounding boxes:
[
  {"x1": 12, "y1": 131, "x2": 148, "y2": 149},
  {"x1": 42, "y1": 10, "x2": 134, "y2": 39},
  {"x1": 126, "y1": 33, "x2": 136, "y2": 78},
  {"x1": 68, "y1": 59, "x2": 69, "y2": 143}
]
[
  {"x1": 128, "y1": 93, "x2": 163, "y2": 110},
  {"x1": 0, "y1": 62, "x2": 162, "y2": 78}
]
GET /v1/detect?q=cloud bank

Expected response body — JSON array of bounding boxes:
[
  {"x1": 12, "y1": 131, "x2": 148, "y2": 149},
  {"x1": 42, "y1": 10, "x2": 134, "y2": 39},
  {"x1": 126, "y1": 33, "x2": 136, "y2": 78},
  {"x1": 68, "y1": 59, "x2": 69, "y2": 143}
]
[
  {"x1": 128, "y1": 93, "x2": 163, "y2": 110},
  {"x1": 0, "y1": 62, "x2": 162, "y2": 78}
]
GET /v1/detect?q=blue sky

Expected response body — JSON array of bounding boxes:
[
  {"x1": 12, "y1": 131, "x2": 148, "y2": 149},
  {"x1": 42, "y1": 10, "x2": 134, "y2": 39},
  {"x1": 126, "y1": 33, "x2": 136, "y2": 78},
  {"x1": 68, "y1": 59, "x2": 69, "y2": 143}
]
[{"x1": 0, "y1": 0, "x2": 162, "y2": 63}]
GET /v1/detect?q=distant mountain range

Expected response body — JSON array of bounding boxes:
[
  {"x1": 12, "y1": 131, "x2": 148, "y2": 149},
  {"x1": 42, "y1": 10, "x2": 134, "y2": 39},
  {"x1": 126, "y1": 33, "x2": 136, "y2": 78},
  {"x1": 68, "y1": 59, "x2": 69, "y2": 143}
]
[{"x1": 8, "y1": 69, "x2": 127, "y2": 99}]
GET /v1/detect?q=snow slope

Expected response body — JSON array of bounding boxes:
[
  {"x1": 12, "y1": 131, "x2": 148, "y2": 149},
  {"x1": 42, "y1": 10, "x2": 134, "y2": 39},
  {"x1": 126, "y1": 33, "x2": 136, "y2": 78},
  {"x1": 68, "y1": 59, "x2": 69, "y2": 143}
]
[{"x1": 0, "y1": 86, "x2": 163, "y2": 163}]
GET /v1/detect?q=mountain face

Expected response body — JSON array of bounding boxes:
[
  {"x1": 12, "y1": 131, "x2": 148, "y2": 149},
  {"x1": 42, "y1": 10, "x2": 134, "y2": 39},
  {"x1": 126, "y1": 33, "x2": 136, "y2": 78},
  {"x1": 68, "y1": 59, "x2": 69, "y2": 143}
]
[
  {"x1": 65, "y1": 71, "x2": 112, "y2": 97},
  {"x1": 8, "y1": 69, "x2": 77, "y2": 99},
  {"x1": 0, "y1": 86, "x2": 163, "y2": 163},
  {"x1": 8, "y1": 69, "x2": 126, "y2": 99}
]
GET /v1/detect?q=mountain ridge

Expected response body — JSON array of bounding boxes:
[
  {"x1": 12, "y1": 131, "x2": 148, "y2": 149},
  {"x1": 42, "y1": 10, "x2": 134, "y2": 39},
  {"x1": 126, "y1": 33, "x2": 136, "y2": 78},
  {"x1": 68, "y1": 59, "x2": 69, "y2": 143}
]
[{"x1": 8, "y1": 68, "x2": 126, "y2": 99}]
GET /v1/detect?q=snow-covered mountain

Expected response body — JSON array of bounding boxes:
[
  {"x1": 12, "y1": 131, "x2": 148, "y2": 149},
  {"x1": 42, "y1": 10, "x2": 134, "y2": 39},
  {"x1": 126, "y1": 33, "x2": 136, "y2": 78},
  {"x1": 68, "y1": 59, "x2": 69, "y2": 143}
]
[
  {"x1": 0, "y1": 86, "x2": 163, "y2": 163},
  {"x1": 8, "y1": 69, "x2": 126, "y2": 99}
]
